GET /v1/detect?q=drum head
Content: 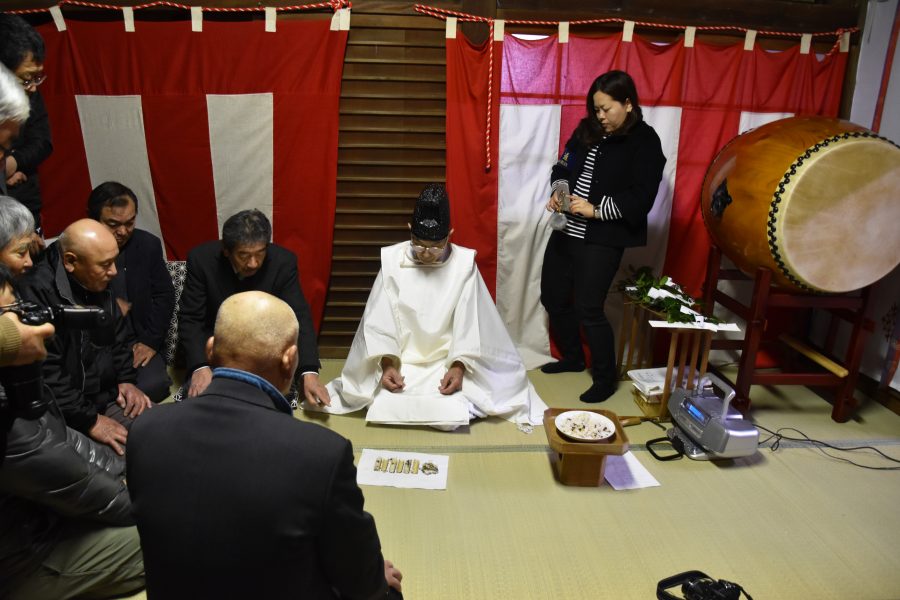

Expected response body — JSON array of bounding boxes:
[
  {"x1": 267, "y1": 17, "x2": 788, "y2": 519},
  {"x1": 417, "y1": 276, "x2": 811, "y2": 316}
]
[{"x1": 774, "y1": 134, "x2": 900, "y2": 293}]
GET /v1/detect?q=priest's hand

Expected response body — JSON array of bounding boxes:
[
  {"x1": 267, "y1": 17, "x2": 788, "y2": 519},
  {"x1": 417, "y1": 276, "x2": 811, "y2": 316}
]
[
  {"x1": 302, "y1": 372, "x2": 331, "y2": 407},
  {"x1": 439, "y1": 361, "x2": 465, "y2": 395},
  {"x1": 381, "y1": 365, "x2": 405, "y2": 392}
]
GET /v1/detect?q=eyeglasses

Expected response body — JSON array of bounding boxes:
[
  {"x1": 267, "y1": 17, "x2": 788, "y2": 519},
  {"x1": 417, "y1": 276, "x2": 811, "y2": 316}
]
[
  {"x1": 411, "y1": 243, "x2": 447, "y2": 256},
  {"x1": 18, "y1": 74, "x2": 47, "y2": 89}
]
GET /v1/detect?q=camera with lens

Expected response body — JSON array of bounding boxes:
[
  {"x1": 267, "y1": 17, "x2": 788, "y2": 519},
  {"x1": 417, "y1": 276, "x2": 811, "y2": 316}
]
[
  {"x1": 6, "y1": 301, "x2": 111, "y2": 329},
  {"x1": 682, "y1": 578, "x2": 743, "y2": 600},
  {"x1": 657, "y1": 571, "x2": 751, "y2": 600},
  {"x1": 0, "y1": 302, "x2": 110, "y2": 420}
]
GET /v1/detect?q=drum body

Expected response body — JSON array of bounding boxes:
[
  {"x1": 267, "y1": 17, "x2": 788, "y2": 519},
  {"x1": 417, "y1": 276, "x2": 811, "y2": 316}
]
[{"x1": 701, "y1": 117, "x2": 900, "y2": 293}]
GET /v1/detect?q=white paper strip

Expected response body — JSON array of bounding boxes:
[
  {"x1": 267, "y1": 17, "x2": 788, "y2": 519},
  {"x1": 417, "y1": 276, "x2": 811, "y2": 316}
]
[
  {"x1": 649, "y1": 320, "x2": 741, "y2": 332},
  {"x1": 496, "y1": 104, "x2": 558, "y2": 368},
  {"x1": 744, "y1": 29, "x2": 757, "y2": 51},
  {"x1": 49, "y1": 5, "x2": 67, "y2": 31},
  {"x1": 558, "y1": 21, "x2": 569, "y2": 44},
  {"x1": 446, "y1": 16, "x2": 457, "y2": 39},
  {"x1": 191, "y1": 6, "x2": 203, "y2": 32},
  {"x1": 494, "y1": 19, "x2": 504, "y2": 41},
  {"x1": 840, "y1": 31, "x2": 850, "y2": 53},
  {"x1": 207, "y1": 94, "x2": 274, "y2": 235},
  {"x1": 800, "y1": 33, "x2": 812, "y2": 54},
  {"x1": 684, "y1": 26, "x2": 696, "y2": 48},
  {"x1": 357, "y1": 450, "x2": 449, "y2": 490},
  {"x1": 738, "y1": 110, "x2": 794, "y2": 135},
  {"x1": 265, "y1": 7, "x2": 276, "y2": 33},
  {"x1": 330, "y1": 9, "x2": 340, "y2": 31},
  {"x1": 623, "y1": 20, "x2": 635, "y2": 43},
  {"x1": 339, "y1": 7, "x2": 351, "y2": 30},
  {"x1": 122, "y1": 7, "x2": 135, "y2": 33},
  {"x1": 75, "y1": 95, "x2": 164, "y2": 247}
]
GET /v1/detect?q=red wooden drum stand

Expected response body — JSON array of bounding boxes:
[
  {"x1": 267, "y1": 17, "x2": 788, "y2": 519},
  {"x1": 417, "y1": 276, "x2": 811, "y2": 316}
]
[{"x1": 701, "y1": 245, "x2": 874, "y2": 422}]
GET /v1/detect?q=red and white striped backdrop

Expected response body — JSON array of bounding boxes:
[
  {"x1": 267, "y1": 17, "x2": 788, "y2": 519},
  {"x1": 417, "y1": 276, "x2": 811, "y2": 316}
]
[
  {"x1": 34, "y1": 18, "x2": 348, "y2": 327},
  {"x1": 446, "y1": 31, "x2": 848, "y2": 368}
]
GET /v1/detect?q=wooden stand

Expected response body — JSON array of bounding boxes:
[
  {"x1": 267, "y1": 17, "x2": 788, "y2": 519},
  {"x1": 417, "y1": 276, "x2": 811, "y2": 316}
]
[
  {"x1": 543, "y1": 409, "x2": 629, "y2": 487},
  {"x1": 701, "y1": 245, "x2": 874, "y2": 422},
  {"x1": 617, "y1": 301, "x2": 714, "y2": 418}
]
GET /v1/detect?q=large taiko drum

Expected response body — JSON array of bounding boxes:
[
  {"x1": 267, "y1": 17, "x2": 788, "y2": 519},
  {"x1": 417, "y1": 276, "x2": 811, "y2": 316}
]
[{"x1": 701, "y1": 117, "x2": 900, "y2": 293}]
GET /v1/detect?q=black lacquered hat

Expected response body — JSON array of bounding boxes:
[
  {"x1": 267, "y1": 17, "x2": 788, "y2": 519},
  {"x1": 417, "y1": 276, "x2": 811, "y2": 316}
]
[{"x1": 411, "y1": 183, "x2": 451, "y2": 241}]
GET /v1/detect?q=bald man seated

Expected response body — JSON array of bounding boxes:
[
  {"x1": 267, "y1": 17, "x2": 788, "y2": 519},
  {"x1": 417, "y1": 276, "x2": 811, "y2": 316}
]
[
  {"x1": 19, "y1": 219, "x2": 151, "y2": 455},
  {"x1": 127, "y1": 292, "x2": 403, "y2": 599}
]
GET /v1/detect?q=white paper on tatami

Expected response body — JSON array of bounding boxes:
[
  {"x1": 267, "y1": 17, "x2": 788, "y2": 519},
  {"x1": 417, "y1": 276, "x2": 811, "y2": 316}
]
[{"x1": 317, "y1": 242, "x2": 548, "y2": 428}]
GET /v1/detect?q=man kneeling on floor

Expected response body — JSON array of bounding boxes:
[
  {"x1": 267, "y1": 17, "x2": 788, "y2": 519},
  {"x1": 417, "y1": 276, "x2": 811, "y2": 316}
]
[
  {"x1": 317, "y1": 183, "x2": 547, "y2": 430},
  {"x1": 126, "y1": 291, "x2": 403, "y2": 599},
  {"x1": 19, "y1": 219, "x2": 151, "y2": 455},
  {"x1": 1, "y1": 266, "x2": 145, "y2": 600}
]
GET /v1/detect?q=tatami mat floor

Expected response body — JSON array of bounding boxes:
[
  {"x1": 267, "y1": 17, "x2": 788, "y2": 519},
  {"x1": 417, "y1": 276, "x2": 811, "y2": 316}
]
[{"x1": 127, "y1": 360, "x2": 900, "y2": 599}]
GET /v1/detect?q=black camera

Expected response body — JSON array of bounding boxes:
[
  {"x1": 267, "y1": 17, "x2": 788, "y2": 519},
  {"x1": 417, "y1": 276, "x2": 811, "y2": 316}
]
[
  {"x1": 657, "y1": 571, "x2": 751, "y2": 600},
  {"x1": 0, "y1": 302, "x2": 110, "y2": 420},
  {"x1": 5, "y1": 301, "x2": 111, "y2": 329},
  {"x1": 682, "y1": 578, "x2": 743, "y2": 600}
]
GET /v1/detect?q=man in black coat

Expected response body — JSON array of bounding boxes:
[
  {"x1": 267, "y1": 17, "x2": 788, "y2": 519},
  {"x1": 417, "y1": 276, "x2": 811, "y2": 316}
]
[
  {"x1": 89, "y1": 182, "x2": 175, "y2": 403},
  {"x1": 0, "y1": 267, "x2": 145, "y2": 600},
  {"x1": 127, "y1": 291, "x2": 402, "y2": 599},
  {"x1": 178, "y1": 208, "x2": 330, "y2": 405},
  {"x1": 18, "y1": 219, "x2": 152, "y2": 455},
  {"x1": 0, "y1": 15, "x2": 53, "y2": 231}
]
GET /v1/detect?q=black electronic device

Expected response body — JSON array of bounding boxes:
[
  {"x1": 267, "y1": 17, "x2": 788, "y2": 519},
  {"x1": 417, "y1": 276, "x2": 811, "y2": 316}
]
[{"x1": 0, "y1": 302, "x2": 110, "y2": 420}]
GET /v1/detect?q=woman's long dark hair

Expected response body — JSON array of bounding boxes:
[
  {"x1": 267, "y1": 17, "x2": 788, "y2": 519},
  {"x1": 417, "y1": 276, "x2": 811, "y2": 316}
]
[{"x1": 573, "y1": 70, "x2": 643, "y2": 147}]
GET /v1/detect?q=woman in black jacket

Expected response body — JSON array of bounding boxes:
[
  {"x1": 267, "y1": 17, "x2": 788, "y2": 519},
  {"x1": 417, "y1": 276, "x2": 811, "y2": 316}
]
[{"x1": 540, "y1": 70, "x2": 666, "y2": 403}]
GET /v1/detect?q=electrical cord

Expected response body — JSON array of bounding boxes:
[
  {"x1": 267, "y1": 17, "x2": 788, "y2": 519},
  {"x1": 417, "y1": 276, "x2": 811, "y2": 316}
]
[{"x1": 756, "y1": 425, "x2": 900, "y2": 471}]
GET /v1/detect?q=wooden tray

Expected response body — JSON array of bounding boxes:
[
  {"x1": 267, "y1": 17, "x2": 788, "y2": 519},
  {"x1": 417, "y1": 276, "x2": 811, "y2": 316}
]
[{"x1": 543, "y1": 408, "x2": 629, "y2": 487}]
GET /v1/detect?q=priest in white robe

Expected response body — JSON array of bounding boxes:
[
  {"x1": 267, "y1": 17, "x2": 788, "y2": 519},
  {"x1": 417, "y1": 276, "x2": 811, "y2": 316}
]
[{"x1": 311, "y1": 184, "x2": 547, "y2": 430}]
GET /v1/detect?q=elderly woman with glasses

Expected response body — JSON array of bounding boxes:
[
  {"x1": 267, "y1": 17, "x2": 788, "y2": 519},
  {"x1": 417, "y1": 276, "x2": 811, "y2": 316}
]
[
  {"x1": 0, "y1": 14, "x2": 53, "y2": 236},
  {"x1": 0, "y1": 196, "x2": 35, "y2": 279},
  {"x1": 316, "y1": 183, "x2": 547, "y2": 430}
]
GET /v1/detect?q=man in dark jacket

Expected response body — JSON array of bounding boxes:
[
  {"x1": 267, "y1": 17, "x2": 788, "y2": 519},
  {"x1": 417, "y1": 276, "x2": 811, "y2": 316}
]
[
  {"x1": 19, "y1": 219, "x2": 151, "y2": 455},
  {"x1": 89, "y1": 181, "x2": 175, "y2": 403},
  {"x1": 128, "y1": 291, "x2": 401, "y2": 599},
  {"x1": 0, "y1": 268, "x2": 144, "y2": 600},
  {"x1": 179, "y1": 209, "x2": 329, "y2": 405},
  {"x1": 0, "y1": 14, "x2": 53, "y2": 231}
]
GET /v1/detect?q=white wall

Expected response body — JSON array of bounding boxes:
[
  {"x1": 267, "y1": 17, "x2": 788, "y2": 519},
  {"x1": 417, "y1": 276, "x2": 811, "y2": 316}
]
[{"x1": 843, "y1": 0, "x2": 900, "y2": 391}]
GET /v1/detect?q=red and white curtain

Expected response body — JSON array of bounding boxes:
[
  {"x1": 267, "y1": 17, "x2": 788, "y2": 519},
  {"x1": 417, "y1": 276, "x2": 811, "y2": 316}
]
[
  {"x1": 34, "y1": 17, "x2": 348, "y2": 327},
  {"x1": 446, "y1": 28, "x2": 849, "y2": 368}
]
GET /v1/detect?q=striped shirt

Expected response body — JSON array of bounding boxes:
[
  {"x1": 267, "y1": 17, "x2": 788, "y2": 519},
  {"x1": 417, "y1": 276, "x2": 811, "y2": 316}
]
[{"x1": 552, "y1": 143, "x2": 623, "y2": 240}]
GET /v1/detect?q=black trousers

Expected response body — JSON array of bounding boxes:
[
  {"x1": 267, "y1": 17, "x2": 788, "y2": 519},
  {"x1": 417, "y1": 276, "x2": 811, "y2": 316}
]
[
  {"x1": 135, "y1": 352, "x2": 172, "y2": 403},
  {"x1": 540, "y1": 232, "x2": 624, "y2": 384}
]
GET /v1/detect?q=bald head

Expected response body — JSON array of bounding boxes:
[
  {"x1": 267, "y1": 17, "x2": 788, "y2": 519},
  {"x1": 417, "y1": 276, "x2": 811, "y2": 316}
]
[
  {"x1": 208, "y1": 291, "x2": 299, "y2": 392},
  {"x1": 59, "y1": 219, "x2": 119, "y2": 292}
]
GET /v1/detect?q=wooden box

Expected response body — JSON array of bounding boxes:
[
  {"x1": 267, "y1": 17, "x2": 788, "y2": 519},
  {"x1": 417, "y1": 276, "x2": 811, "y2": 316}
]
[{"x1": 543, "y1": 408, "x2": 630, "y2": 487}]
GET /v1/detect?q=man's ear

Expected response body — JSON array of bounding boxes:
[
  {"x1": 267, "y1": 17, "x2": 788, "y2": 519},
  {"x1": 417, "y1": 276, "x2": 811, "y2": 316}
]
[
  {"x1": 280, "y1": 344, "x2": 299, "y2": 387},
  {"x1": 62, "y1": 251, "x2": 78, "y2": 274},
  {"x1": 281, "y1": 344, "x2": 298, "y2": 375},
  {"x1": 205, "y1": 336, "x2": 215, "y2": 365}
]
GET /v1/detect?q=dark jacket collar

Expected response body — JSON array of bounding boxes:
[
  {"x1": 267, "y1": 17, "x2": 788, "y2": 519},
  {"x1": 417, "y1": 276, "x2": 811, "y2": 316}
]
[
  {"x1": 48, "y1": 243, "x2": 77, "y2": 305},
  {"x1": 200, "y1": 377, "x2": 291, "y2": 415}
]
